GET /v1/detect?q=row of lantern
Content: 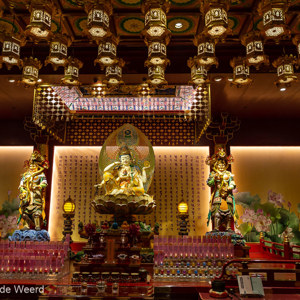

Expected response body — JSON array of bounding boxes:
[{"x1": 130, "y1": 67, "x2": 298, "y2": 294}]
[
  {"x1": 188, "y1": 0, "x2": 298, "y2": 88},
  {"x1": 0, "y1": 0, "x2": 298, "y2": 88},
  {"x1": 0, "y1": 0, "x2": 125, "y2": 86}
]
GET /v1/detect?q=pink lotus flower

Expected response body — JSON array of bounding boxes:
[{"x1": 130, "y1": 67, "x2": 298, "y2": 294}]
[{"x1": 268, "y1": 190, "x2": 285, "y2": 207}]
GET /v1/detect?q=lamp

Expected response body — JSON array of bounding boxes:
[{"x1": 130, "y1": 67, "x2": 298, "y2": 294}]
[
  {"x1": 258, "y1": 0, "x2": 291, "y2": 42},
  {"x1": 273, "y1": 54, "x2": 297, "y2": 88},
  {"x1": 193, "y1": 34, "x2": 218, "y2": 68},
  {"x1": 147, "y1": 64, "x2": 167, "y2": 86},
  {"x1": 61, "y1": 57, "x2": 83, "y2": 85},
  {"x1": 25, "y1": 0, "x2": 53, "y2": 42},
  {"x1": 201, "y1": 0, "x2": 231, "y2": 40},
  {"x1": 177, "y1": 201, "x2": 189, "y2": 236},
  {"x1": 142, "y1": 0, "x2": 171, "y2": 86},
  {"x1": 230, "y1": 57, "x2": 252, "y2": 87},
  {"x1": 84, "y1": 0, "x2": 113, "y2": 43},
  {"x1": 91, "y1": 81, "x2": 107, "y2": 97},
  {"x1": 21, "y1": 57, "x2": 42, "y2": 87},
  {"x1": 188, "y1": 57, "x2": 208, "y2": 86},
  {"x1": 105, "y1": 59, "x2": 125, "y2": 86},
  {"x1": 62, "y1": 196, "x2": 76, "y2": 242},
  {"x1": 0, "y1": 35, "x2": 24, "y2": 70},
  {"x1": 94, "y1": 35, "x2": 119, "y2": 69},
  {"x1": 141, "y1": 0, "x2": 170, "y2": 38},
  {"x1": 146, "y1": 40, "x2": 170, "y2": 65},
  {"x1": 241, "y1": 31, "x2": 269, "y2": 69},
  {"x1": 45, "y1": 33, "x2": 71, "y2": 71}
]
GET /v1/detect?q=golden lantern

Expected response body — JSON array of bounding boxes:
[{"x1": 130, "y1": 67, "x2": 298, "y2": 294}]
[
  {"x1": 148, "y1": 64, "x2": 167, "y2": 86},
  {"x1": 105, "y1": 59, "x2": 125, "y2": 86},
  {"x1": 146, "y1": 40, "x2": 170, "y2": 66},
  {"x1": 45, "y1": 34, "x2": 71, "y2": 71},
  {"x1": 141, "y1": 0, "x2": 170, "y2": 38},
  {"x1": 22, "y1": 57, "x2": 42, "y2": 86},
  {"x1": 258, "y1": 0, "x2": 291, "y2": 42},
  {"x1": 62, "y1": 196, "x2": 76, "y2": 243},
  {"x1": 91, "y1": 81, "x2": 107, "y2": 97},
  {"x1": 0, "y1": 35, "x2": 24, "y2": 70},
  {"x1": 201, "y1": 0, "x2": 231, "y2": 40},
  {"x1": 230, "y1": 57, "x2": 252, "y2": 87},
  {"x1": 94, "y1": 35, "x2": 119, "y2": 69},
  {"x1": 188, "y1": 57, "x2": 208, "y2": 86},
  {"x1": 193, "y1": 34, "x2": 218, "y2": 68},
  {"x1": 61, "y1": 57, "x2": 83, "y2": 85},
  {"x1": 273, "y1": 54, "x2": 297, "y2": 87},
  {"x1": 178, "y1": 202, "x2": 188, "y2": 214},
  {"x1": 84, "y1": 0, "x2": 113, "y2": 43},
  {"x1": 25, "y1": 0, "x2": 53, "y2": 42},
  {"x1": 241, "y1": 31, "x2": 269, "y2": 69},
  {"x1": 63, "y1": 196, "x2": 76, "y2": 214}
]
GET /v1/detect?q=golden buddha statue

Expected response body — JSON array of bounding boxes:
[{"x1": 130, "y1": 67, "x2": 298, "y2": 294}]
[{"x1": 96, "y1": 145, "x2": 150, "y2": 197}]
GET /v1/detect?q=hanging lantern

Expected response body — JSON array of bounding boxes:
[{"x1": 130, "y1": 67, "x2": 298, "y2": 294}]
[
  {"x1": 273, "y1": 54, "x2": 297, "y2": 87},
  {"x1": 61, "y1": 57, "x2": 83, "y2": 85},
  {"x1": 22, "y1": 57, "x2": 42, "y2": 86},
  {"x1": 193, "y1": 34, "x2": 218, "y2": 68},
  {"x1": 201, "y1": 0, "x2": 231, "y2": 40},
  {"x1": 91, "y1": 81, "x2": 107, "y2": 97},
  {"x1": 45, "y1": 34, "x2": 71, "y2": 71},
  {"x1": 258, "y1": 0, "x2": 291, "y2": 42},
  {"x1": 145, "y1": 40, "x2": 170, "y2": 66},
  {"x1": 188, "y1": 57, "x2": 208, "y2": 85},
  {"x1": 148, "y1": 64, "x2": 167, "y2": 86},
  {"x1": 136, "y1": 80, "x2": 154, "y2": 97},
  {"x1": 94, "y1": 35, "x2": 119, "y2": 69},
  {"x1": 84, "y1": 0, "x2": 113, "y2": 43},
  {"x1": 230, "y1": 57, "x2": 252, "y2": 87},
  {"x1": 241, "y1": 31, "x2": 269, "y2": 69},
  {"x1": 141, "y1": 0, "x2": 170, "y2": 38},
  {"x1": 105, "y1": 59, "x2": 125, "y2": 86},
  {"x1": 25, "y1": 0, "x2": 53, "y2": 41},
  {"x1": 0, "y1": 35, "x2": 24, "y2": 70}
]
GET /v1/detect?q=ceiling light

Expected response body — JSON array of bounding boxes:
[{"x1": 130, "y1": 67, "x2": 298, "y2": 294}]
[
  {"x1": 22, "y1": 57, "x2": 42, "y2": 87},
  {"x1": 258, "y1": 0, "x2": 291, "y2": 42},
  {"x1": 105, "y1": 59, "x2": 125, "y2": 86},
  {"x1": 0, "y1": 35, "x2": 24, "y2": 70},
  {"x1": 273, "y1": 54, "x2": 297, "y2": 88},
  {"x1": 83, "y1": 0, "x2": 113, "y2": 43},
  {"x1": 280, "y1": 87, "x2": 286, "y2": 91},
  {"x1": 61, "y1": 57, "x2": 83, "y2": 86},
  {"x1": 175, "y1": 22, "x2": 183, "y2": 29},
  {"x1": 25, "y1": 0, "x2": 53, "y2": 42},
  {"x1": 193, "y1": 34, "x2": 218, "y2": 68},
  {"x1": 188, "y1": 57, "x2": 208, "y2": 86},
  {"x1": 37, "y1": 78, "x2": 42, "y2": 83},
  {"x1": 45, "y1": 34, "x2": 71, "y2": 71},
  {"x1": 202, "y1": 0, "x2": 231, "y2": 40},
  {"x1": 94, "y1": 36, "x2": 119, "y2": 69},
  {"x1": 8, "y1": 79, "x2": 15, "y2": 83},
  {"x1": 214, "y1": 76, "x2": 223, "y2": 82},
  {"x1": 241, "y1": 31, "x2": 269, "y2": 69},
  {"x1": 230, "y1": 57, "x2": 252, "y2": 87}
]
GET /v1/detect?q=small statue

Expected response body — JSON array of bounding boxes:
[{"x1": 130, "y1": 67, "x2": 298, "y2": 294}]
[
  {"x1": 17, "y1": 150, "x2": 49, "y2": 231},
  {"x1": 206, "y1": 148, "x2": 236, "y2": 231},
  {"x1": 95, "y1": 145, "x2": 150, "y2": 197}
]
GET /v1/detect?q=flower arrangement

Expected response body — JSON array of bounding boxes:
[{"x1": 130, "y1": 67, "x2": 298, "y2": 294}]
[{"x1": 236, "y1": 190, "x2": 300, "y2": 245}]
